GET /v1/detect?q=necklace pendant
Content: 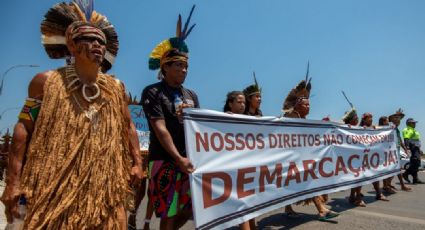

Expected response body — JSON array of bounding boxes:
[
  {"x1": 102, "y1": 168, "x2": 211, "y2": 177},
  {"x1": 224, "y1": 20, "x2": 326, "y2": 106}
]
[
  {"x1": 85, "y1": 105, "x2": 98, "y2": 121},
  {"x1": 82, "y1": 83, "x2": 101, "y2": 103}
]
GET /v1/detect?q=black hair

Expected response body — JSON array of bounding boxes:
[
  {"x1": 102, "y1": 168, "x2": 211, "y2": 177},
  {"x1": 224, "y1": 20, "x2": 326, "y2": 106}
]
[
  {"x1": 223, "y1": 91, "x2": 244, "y2": 112},
  {"x1": 378, "y1": 116, "x2": 389, "y2": 126}
]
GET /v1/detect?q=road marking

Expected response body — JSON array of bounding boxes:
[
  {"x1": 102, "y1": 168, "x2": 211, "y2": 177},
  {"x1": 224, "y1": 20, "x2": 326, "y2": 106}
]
[{"x1": 350, "y1": 209, "x2": 425, "y2": 225}]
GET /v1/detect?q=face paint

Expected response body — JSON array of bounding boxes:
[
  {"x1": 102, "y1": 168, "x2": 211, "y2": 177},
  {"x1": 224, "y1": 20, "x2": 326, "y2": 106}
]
[{"x1": 74, "y1": 36, "x2": 106, "y2": 64}]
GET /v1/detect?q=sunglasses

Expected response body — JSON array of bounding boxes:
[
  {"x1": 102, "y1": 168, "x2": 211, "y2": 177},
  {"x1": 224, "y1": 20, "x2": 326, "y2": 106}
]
[{"x1": 74, "y1": 36, "x2": 106, "y2": 46}]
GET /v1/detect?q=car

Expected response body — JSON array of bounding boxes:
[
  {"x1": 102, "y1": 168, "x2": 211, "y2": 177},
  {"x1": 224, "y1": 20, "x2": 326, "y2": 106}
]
[{"x1": 400, "y1": 149, "x2": 425, "y2": 170}]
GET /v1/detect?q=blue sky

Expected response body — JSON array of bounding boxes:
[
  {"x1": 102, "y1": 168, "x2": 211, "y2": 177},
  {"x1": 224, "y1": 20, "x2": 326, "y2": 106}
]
[{"x1": 1, "y1": 0, "x2": 424, "y2": 144}]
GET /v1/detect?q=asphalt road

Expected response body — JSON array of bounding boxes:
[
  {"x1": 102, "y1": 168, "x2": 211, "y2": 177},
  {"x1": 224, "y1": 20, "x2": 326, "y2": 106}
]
[
  {"x1": 1, "y1": 172, "x2": 424, "y2": 229},
  {"x1": 135, "y1": 172, "x2": 425, "y2": 230}
]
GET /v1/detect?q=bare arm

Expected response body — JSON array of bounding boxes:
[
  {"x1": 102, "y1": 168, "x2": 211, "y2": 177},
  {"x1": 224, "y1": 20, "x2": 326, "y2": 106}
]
[
  {"x1": 120, "y1": 83, "x2": 144, "y2": 187},
  {"x1": 149, "y1": 119, "x2": 194, "y2": 173},
  {"x1": 1, "y1": 72, "x2": 48, "y2": 222},
  {"x1": 400, "y1": 141, "x2": 408, "y2": 153},
  {"x1": 123, "y1": 102, "x2": 142, "y2": 167}
]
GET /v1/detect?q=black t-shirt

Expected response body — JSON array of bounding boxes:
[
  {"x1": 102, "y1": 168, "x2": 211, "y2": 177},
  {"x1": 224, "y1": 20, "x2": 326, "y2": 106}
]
[{"x1": 141, "y1": 81, "x2": 200, "y2": 161}]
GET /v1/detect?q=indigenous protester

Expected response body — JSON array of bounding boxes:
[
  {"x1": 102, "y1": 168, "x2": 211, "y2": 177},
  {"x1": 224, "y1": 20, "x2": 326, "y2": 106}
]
[
  {"x1": 378, "y1": 116, "x2": 397, "y2": 194},
  {"x1": 127, "y1": 96, "x2": 151, "y2": 230},
  {"x1": 282, "y1": 65, "x2": 339, "y2": 221},
  {"x1": 340, "y1": 92, "x2": 366, "y2": 207},
  {"x1": 0, "y1": 130, "x2": 12, "y2": 181},
  {"x1": 402, "y1": 118, "x2": 424, "y2": 184},
  {"x1": 142, "y1": 6, "x2": 200, "y2": 230},
  {"x1": 360, "y1": 113, "x2": 389, "y2": 202},
  {"x1": 0, "y1": 1, "x2": 145, "y2": 228},
  {"x1": 223, "y1": 91, "x2": 246, "y2": 114},
  {"x1": 243, "y1": 72, "x2": 262, "y2": 116},
  {"x1": 242, "y1": 77, "x2": 263, "y2": 229},
  {"x1": 386, "y1": 109, "x2": 411, "y2": 191},
  {"x1": 224, "y1": 90, "x2": 256, "y2": 230}
]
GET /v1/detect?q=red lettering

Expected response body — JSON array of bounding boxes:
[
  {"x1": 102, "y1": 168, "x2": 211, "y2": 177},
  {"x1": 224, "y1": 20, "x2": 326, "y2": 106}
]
[
  {"x1": 211, "y1": 132, "x2": 224, "y2": 152},
  {"x1": 256, "y1": 134, "x2": 265, "y2": 149},
  {"x1": 370, "y1": 152, "x2": 380, "y2": 169},
  {"x1": 195, "y1": 132, "x2": 209, "y2": 152},
  {"x1": 202, "y1": 172, "x2": 232, "y2": 208},
  {"x1": 283, "y1": 134, "x2": 290, "y2": 148},
  {"x1": 269, "y1": 134, "x2": 277, "y2": 148},
  {"x1": 348, "y1": 154, "x2": 361, "y2": 177},
  {"x1": 224, "y1": 133, "x2": 235, "y2": 151},
  {"x1": 319, "y1": 157, "x2": 334, "y2": 177},
  {"x1": 259, "y1": 164, "x2": 283, "y2": 192},
  {"x1": 302, "y1": 160, "x2": 318, "y2": 181},
  {"x1": 285, "y1": 162, "x2": 301, "y2": 186},
  {"x1": 388, "y1": 150, "x2": 396, "y2": 165},
  {"x1": 237, "y1": 167, "x2": 256, "y2": 198},
  {"x1": 362, "y1": 154, "x2": 370, "y2": 171},
  {"x1": 245, "y1": 133, "x2": 256, "y2": 150},
  {"x1": 235, "y1": 133, "x2": 245, "y2": 150},
  {"x1": 335, "y1": 156, "x2": 348, "y2": 175}
]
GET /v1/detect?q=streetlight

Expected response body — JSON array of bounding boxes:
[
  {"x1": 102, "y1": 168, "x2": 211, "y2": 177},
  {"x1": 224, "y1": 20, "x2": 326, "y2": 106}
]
[
  {"x1": 0, "y1": 107, "x2": 20, "y2": 120},
  {"x1": 0, "y1": 64, "x2": 39, "y2": 96}
]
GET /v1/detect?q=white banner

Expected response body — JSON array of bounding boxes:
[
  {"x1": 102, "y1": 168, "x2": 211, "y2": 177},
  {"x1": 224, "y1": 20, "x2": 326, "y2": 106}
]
[
  {"x1": 184, "y1": 109, "x2": 400, "y2": 230},
  {"x1": 128, "y1": 105, "x2": 150, "y2": 151}
]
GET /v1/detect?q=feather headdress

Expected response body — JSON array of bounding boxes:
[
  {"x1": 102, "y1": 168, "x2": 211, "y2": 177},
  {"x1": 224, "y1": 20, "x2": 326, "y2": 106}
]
[
  {"x1": 282, "y1": 62, "x2": 312, "y2": 113},
  {"x1": 341, "y1": 91, "x2": 358, "y2": 124},
  {"x1": 149, "y1": 5, "x2": 196, "y2": 70},
  {"x1": 243, "y1": 72, "x2": 262, "y2": 97},
  {"x1": 41, "y1": 0, "x2": 118, "y2": 72},
  {"x1": 388, "y1": 108, "x2": 405, "y2": 122}
]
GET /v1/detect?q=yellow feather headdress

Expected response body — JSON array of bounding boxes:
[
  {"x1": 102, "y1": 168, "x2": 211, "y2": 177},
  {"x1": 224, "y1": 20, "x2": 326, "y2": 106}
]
[{"x1": 149, "y1": 5, "x2": 196, "y2": 70}]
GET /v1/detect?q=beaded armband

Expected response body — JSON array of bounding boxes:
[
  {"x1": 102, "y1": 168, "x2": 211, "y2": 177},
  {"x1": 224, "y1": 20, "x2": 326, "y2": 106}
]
[{"x1": 18, "y1": 98, "x2": 42, "y2": 122}]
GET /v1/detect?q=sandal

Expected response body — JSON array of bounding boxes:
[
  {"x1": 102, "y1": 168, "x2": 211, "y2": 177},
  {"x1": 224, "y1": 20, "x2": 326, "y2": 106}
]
[
  {"x1": 401, "y1": 186, "x2": 412, "y2": 192},
  {"x1": 318, "y1": 211, "x2": 340, "y2": 221},
  {"x1": 353, "y1": 199, "x2": 366, "y2": 207},
  {"x1": 376, "y1": 193, "x2": 389, "y2": 201}
]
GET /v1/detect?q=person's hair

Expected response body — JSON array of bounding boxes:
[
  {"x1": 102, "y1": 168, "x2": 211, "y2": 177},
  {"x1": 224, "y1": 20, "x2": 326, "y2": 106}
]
[
  {"x1": 160, "y1": 49, "x2": 188, "y2": 76},
  {"x1": 360, "y1": 113, "x2": 372, "y2": 126},
  {"x1": 223, "y1": 91, "x2": 244, "y2": 112},
  {"x1": 244, "y1": 94, "x2": 257, "y2": 114},
  {"x1": 378, "y1": 116, "x2": 388, "y2": 126}
]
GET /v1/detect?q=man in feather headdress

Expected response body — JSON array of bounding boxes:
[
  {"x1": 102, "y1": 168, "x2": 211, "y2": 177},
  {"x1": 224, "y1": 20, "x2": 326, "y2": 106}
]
[
  {"x1": 385, "y1": 109, "x2": 412, "y2": 191},
  {"x1": 282, "y1": 63, "x2": 339, "y2": 221},
  {"x1": 340, "y1": 92, "x2": 366, "y2": 207},
  {"x1": 0, "y1": 1, "x2": 144, "y2": 229},
  {"x1": 141, "y1": 6, "x2": 200, "y2": 230}
]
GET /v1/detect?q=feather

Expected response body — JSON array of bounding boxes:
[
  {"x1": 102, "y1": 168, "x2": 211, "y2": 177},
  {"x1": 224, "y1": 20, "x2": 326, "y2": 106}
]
[
  {"x1": 184, "y1": 24, "x2": 196, "y2": 40},
  {"x1": 305, "y1": 61, "x2": 310, "y2": 83},
  {"x1": 176, "y1": 14, "x2": 182, "y2": 38},
  {"x1": 253, "y1": 72, "x2": 257, "y2": 85},
  {"x1": 342, "y1": 91, "x2": 354, "y2": 108},
  {"x1": 74, "y1": 0, "x2": 94, "y2": 21},
  {"x1": 181, "y1": 5, "x2": 196, "y2": 40}
]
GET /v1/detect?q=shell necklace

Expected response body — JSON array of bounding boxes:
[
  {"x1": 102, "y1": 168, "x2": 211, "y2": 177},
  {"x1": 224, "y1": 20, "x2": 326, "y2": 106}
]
[
  {"x1": 65, "y1": 64, "x2": 104, "y2": 123},
  {"x1": 65, "y1": 64, "x2": 101, "y2": 103}
]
